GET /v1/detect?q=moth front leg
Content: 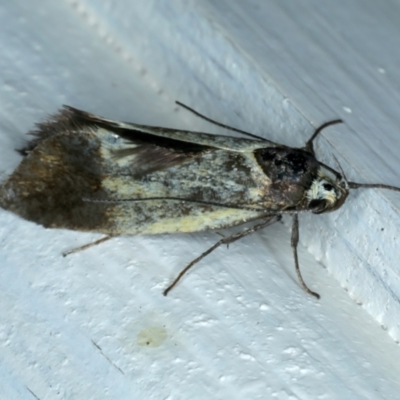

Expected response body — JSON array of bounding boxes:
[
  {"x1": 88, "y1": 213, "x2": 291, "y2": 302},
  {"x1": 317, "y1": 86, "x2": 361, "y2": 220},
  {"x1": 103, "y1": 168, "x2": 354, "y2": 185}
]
[{"x1": 291, "y1": 214, "x2": 320, "y2": 299}]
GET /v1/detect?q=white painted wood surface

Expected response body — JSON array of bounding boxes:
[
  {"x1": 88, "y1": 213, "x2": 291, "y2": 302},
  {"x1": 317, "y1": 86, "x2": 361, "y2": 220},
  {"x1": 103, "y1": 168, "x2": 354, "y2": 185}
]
[{"x1": 1, "y1": 1, "x2": 400, "y2": 399}]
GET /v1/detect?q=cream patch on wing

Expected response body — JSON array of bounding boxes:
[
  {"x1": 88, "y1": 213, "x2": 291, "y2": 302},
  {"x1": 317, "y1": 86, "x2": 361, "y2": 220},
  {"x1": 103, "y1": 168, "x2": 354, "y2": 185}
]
[
  {"x1": 97, "y1": 129, "x2": 140, "y2": 168},
  {"x1": 110, "y1": 205, "x2": 265, "y2": 234}
]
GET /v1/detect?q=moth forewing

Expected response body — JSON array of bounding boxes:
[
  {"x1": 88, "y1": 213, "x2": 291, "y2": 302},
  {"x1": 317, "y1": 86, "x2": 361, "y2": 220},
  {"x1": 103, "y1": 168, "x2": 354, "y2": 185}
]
[
  {"x1": 1, "y1": 104, "x2": 399, "y2": 299},
  {"x1": 66, "y1": 106, "x2": 278, "y2": 152},
  {"x1": 0, "y1": 107, "x2": 279, "y2": 235}
]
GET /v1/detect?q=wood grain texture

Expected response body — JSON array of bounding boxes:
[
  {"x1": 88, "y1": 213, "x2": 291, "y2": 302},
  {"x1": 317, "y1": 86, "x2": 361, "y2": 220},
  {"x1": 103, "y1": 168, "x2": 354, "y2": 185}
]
[{"x1": 1, "y1": 1, "x2": 400, "y2": 399}]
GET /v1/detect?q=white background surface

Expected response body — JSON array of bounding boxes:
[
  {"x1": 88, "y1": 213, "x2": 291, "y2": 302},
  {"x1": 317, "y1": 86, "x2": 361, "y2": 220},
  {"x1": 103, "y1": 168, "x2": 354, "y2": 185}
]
[{"x1": 1, "y1": 1, "x2": 400, "y2": 399}]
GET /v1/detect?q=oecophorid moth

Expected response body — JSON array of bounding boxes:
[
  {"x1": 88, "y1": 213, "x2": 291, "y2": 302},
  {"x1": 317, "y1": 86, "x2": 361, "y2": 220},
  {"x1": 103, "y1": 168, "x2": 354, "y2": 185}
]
[{"x1": 1, "y1": 102, "x2": 399, "y2": 299}]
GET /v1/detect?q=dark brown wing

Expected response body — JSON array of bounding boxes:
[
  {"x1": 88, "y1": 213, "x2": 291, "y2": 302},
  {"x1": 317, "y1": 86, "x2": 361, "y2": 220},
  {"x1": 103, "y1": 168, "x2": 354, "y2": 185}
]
[{"x1": 19, "y1": 106, "x2": 213, "y2": 176}]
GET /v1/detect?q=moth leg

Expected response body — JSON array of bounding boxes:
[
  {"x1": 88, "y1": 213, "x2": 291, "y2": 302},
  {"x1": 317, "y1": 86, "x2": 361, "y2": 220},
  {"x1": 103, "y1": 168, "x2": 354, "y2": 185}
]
[
  {"x1": 163, "y1": 215, "x2": 281, "y2": 296},
  {"x1": 291, "y1": 214, "x2": 320, "y2": 299},
  {"x1": 62, "y1": 236, "x2": 113, "y2": 257},
  {"x1": 303, "y1": 119, "x2": 343, "y2": 155}
]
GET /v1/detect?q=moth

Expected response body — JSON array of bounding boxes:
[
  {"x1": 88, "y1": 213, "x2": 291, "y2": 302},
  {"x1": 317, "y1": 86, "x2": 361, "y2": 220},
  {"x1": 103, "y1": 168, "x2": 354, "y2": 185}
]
[{"x1": 0, "y1": 102, "x2": 399, "y2": 299}]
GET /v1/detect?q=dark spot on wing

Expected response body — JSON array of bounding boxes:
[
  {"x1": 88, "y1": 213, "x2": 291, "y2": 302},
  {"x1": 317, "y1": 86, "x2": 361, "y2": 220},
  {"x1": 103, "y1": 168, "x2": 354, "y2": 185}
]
[{"x1": 19, "y1": 106, "x2": 215, "y2": 175}]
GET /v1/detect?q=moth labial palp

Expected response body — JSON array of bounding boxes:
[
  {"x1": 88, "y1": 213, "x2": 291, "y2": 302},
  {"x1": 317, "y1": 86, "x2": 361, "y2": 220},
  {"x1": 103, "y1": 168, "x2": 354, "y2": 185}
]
[{"x1": 1, "y1": 102, "x2": 400, "y2": 300}]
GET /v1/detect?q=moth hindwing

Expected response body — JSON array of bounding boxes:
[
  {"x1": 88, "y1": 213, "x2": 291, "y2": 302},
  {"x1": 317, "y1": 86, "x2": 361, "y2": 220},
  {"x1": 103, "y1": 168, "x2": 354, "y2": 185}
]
[{"x1": 1, "y1": 103, "x2": 399, "y2": 299}]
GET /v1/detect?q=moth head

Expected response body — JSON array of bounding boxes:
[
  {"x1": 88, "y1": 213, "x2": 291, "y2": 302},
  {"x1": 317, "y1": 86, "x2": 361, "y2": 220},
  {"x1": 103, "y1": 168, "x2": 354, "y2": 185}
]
[{"x1": 306, "y1": 170, "x2": 349, "y2": 214}]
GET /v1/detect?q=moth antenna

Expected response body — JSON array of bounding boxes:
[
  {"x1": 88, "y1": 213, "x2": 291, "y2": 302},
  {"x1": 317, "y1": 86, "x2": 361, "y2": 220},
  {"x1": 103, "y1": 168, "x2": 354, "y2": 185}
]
[
  {"x1": 304, "y1": 119, "x2": 343, "y2": 155},
  {"x1": 317, "y1": 161, "x2": 343, "y2": 181},
  {"x1": 332, "y1": 154, "x2": 346, "y2": 179},
  {"x1": 83, "y1": 196, "x2": 268, "y2": 212},
  {"x1": 175, "y1": 101, "x2": 266, "y2": 141},
  {"x1": 82, "y1": 196, "x2": 307, "y2": 216},
  {"x1": 332, "y1": 154, "x2": 350, "y2": 190},
  {"x1": 348, "y1": 182, "x2": 400, "y2": 192}
]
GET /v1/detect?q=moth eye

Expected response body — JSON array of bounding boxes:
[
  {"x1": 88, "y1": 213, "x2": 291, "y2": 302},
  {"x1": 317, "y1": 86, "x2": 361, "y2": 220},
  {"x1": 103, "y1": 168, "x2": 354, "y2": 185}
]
[
  {"x1": 309, "y1": 199, "x2": 328, "y2": 214},
  {"x1": 323, "y1": 183, "x2": 334, "y2": 191}
]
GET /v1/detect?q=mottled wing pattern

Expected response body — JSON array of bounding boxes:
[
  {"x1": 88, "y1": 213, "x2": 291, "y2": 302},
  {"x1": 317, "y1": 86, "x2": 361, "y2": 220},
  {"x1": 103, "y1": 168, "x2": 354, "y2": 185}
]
[{"x1": 0, "y1": 107, "x2": 276, "y2": 235}]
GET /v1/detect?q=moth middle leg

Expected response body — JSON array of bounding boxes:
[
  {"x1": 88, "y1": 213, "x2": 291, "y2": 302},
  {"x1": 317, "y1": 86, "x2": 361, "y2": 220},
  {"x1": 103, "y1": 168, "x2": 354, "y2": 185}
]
[{"x1": 163, "y1": 215, "x2": 281, "y2": 296}]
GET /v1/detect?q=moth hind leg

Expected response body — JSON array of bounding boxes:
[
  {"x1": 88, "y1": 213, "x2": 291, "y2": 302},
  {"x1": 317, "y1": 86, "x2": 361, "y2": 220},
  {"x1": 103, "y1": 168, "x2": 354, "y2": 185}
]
[
  {"x1": 62, "y1": 235, "x2": 114, "y2": 257},
  {"x1": 163, "y1": 215, "x2": 281, "y2": 296}
]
